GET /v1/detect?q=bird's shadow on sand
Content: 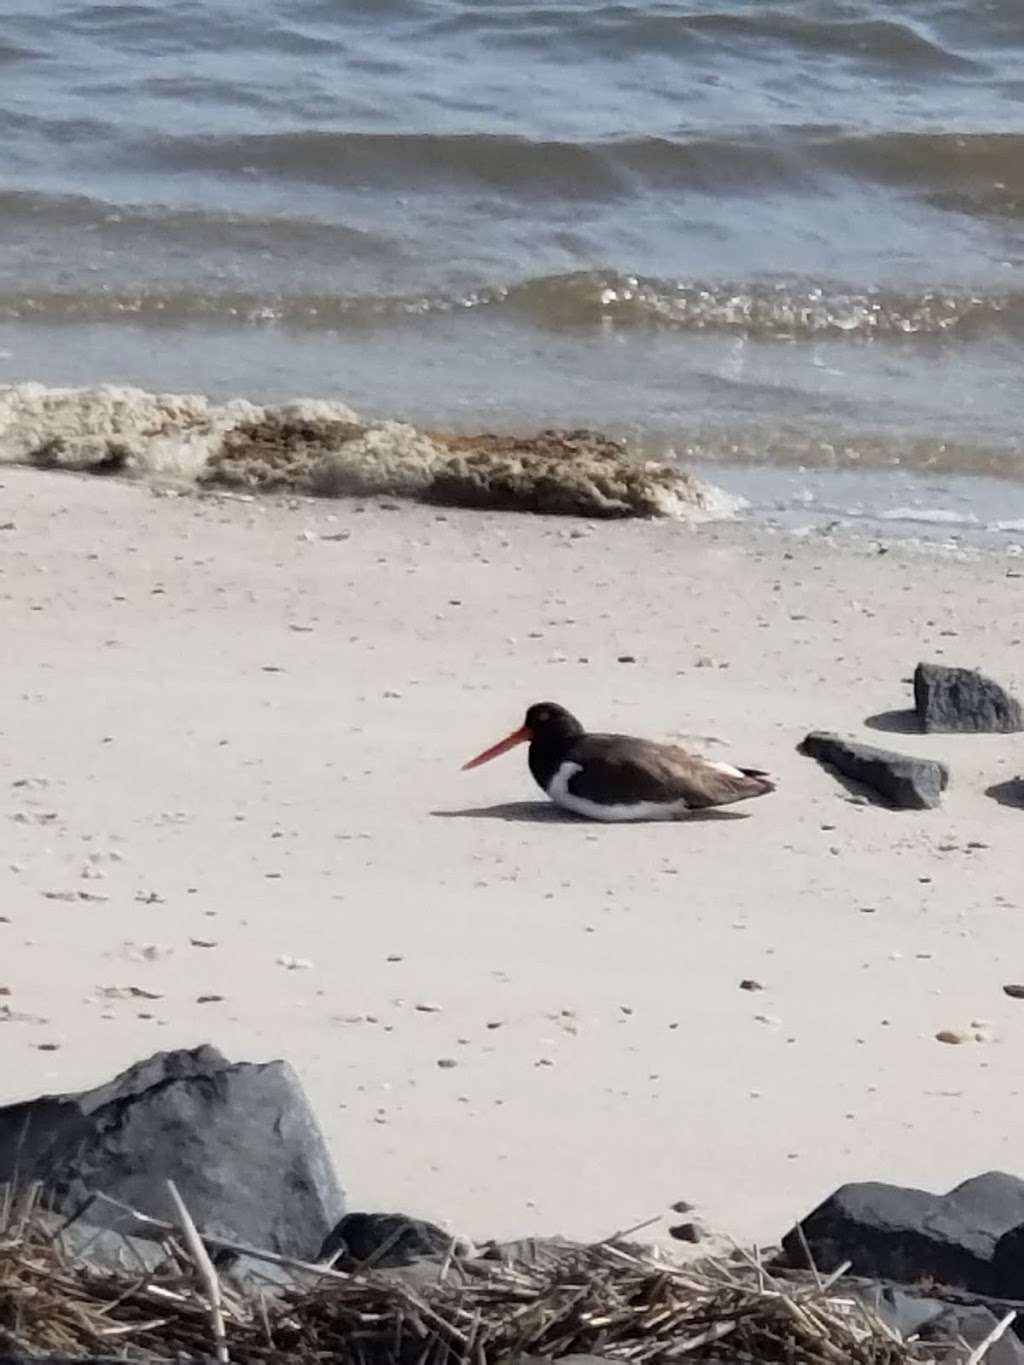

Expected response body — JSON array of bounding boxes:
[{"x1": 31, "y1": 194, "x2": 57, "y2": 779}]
[
  {"x1": 863, "y1": 709, "x2": 923, "y2": 735},
  {"x1": 431, "y1": 801, "x2": 750, "y2": 824},
  {"x1": 986, "y1": 779, "x2": 1024, "y2": 810}
]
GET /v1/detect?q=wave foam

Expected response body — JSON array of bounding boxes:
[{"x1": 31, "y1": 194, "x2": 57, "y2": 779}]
[{"x1": 0, "y1": 383, "x2": 734, "y2": 521}]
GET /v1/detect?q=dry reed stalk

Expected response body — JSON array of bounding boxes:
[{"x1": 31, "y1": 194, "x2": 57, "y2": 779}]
[
  {"x1": 0, "y1": 1191, "x2": 989, "y2": 1363},
  {"x1": 166, "y1": 1178, "x2": 229, "y2": 1363}
]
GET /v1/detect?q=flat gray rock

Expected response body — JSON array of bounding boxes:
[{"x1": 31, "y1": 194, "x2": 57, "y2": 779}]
[
  {"x1": 914, "y1": 662, "x2": 1023, "y2": 734},
  {"x1": 800, "y1": 731, "x2": 948, "y2": 809}
]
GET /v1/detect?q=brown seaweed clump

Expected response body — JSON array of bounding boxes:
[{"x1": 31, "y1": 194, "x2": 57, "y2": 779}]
[
  {"x1": 200, "y1": 415, "x2": 727, "y2": 519},
  {"x1": 426, "y1": 428, "x2": 718, "y2": 518},
  {"x1": 199, "y1": 415, "x2": 369, "y2": 492}
]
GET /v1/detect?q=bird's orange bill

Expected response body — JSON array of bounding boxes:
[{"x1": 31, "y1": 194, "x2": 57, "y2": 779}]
[{"x1": 461, "y1": 725, "x2": 531, "y2": 770}]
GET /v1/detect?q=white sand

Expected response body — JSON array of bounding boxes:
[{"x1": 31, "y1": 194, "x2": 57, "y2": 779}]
[{"x1": 1, "y1": 466, "x2": 1023, "y2": 1248}]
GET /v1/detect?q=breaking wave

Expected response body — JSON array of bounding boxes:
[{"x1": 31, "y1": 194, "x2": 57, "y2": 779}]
[{"x1": 0, "y1": 275, "x2": 1016, "y2": 341}]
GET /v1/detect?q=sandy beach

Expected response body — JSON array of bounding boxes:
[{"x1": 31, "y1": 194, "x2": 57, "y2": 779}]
[{"x1": 2, "y1": 465, "x2": 1022, "y2": 1249}]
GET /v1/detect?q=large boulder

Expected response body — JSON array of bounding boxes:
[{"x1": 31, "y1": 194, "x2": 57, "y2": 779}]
[
  {"x1": 914, "y1": 663, "x2": 1023, "y2": 734},
  {"x1": 799, "y1": 732, "x2": 948, "y2": 809},
  {"x1": 780, "y1": 1172, "x2": 1024, "y2": 1293},
  {"x1": 0, "y1": 1046, "x2": 344, "y2": 1259}
]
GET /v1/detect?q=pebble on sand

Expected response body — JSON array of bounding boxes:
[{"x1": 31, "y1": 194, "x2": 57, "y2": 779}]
[{"x1": 935, "y1": 1025, "x2": 997, "y2": 1045}]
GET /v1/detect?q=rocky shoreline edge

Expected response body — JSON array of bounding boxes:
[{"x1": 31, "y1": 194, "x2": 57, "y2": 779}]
[{"x1": 3, "y1": 1046, "x2": 1024, "y2": 1363}]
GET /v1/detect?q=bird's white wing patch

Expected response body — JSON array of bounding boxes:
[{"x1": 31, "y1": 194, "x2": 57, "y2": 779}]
[
  {"x1": 707, "y1": 760, "x2": 746, "y2": 778},
  {"x1": 547, "y1": 761, "x2": 691, "y2": 823}
]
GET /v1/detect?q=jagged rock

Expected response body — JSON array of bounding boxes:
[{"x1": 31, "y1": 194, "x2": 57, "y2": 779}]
[
  {"x1": 781, "y1": 1172, "x2": 1024, "y2": 1293},
  {"x1": 318, "y1": 1211, "x2": 454, "y2": 1267},
  {"x1": 914, "y1": 663, "x2": 1023, "y2": 734},
  {"x1": 0, "y1": 1046, "x2": 344, "y2": 1260},
  {"x1": 799, "y1": 732, "x2": 949, "y2": 809}
]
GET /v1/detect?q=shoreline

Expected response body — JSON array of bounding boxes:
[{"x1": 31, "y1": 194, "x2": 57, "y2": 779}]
[{"x1": 1, "y1": 464, "x2": 1023, "y2": 1248}]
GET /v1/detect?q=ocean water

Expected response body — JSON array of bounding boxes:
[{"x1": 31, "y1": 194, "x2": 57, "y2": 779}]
[{"x1": 2, "y1": 0, "x2": 1024, "y2": 521}]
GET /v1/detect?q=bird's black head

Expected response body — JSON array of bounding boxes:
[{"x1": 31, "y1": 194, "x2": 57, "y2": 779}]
[
  {"x1": 462, "y1": 702, "x2": 583, "y2": 772},
  {"x1": 523, "y1": 702, "x2": 584, "y2": 745}
]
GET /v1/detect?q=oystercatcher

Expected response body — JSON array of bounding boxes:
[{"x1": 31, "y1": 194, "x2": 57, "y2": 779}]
[{"x1": 462, "y1": 702, "x2": 775, "y2": 821}]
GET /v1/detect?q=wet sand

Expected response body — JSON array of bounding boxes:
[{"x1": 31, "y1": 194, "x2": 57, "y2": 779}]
[{"x1": 1, "y1": 466, "x2": 1022, "y2": 1246}]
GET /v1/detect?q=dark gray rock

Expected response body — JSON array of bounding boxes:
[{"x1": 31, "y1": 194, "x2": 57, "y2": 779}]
[
  {"x1": 800, "y1": 731, "x2": 949, "y2": 809},
  {"x1": 988, "y1": 778, "x2": 1024, "y2": 810},
  {"x1": 0, "y1": 1046, "x2": 344, "y2": 1260},
  {"x1": 924, "y1": 1305, "x2": 1024, "y2": 1365},
  {"x1": 991, "y1": 1222, "x2": 1024, "y2": 1298},
  {"x1": 860, "y1": 1287, "x2": 1024, "y2": 1364},
  {"x1": 781, "y1": 1172, "x2": 1024, "y2": 1293},
  {"x1": 318, "y1": 1211, "x2": 452, "y2": 1267},
  {"x1": 914, "y1": 663, "x2": 1023, "y2": 734}
]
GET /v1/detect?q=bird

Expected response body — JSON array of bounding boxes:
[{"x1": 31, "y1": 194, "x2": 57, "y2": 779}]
[{"x1": 462, "y1": 701, "x2": 775, "y2": 822}]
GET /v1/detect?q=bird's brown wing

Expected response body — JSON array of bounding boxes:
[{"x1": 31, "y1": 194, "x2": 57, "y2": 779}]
[{"x1": 568, "y1": 734, "x2": 774, "y2": 809}]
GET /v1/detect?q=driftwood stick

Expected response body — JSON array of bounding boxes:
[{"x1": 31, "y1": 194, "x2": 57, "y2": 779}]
[
  {"x1": 92, "y1": 1190, "x2": 351, "y2": 1282},
  {"x1": 967, "y1": 1310, "x2": 1017, "y2": 1365},
  {"x1": 166, "y1": 1179, "x2": 229, "y2": 1365}
]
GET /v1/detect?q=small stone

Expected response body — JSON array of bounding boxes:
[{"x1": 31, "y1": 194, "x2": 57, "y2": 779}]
[
  {"x1": 1003, "y1": 985, "x2": 1024, "y2": 1000},
  {"x1": 98, "y1": 985, "x2": 163, "y2": 1001},
  {"x1": 671, "y1": 1199, "x2": 694, "y2": 1214},
  {"x1": 276, "y1": 955, "x2": 313, "y2": 970},
  {"x1": 739, "y1": 979, "x2": 764, "y2": 992},
  {"x1": 190, "y1": 937, "x2": 218, "y2": 948},
  {"x1": 617, "y1": 654, "x2": 636, "y2": 664},
  {"x1": 197, "y1": 994, "x2": 225, "y2": 1004},
  {"x1": 436, "y1": 1058, "x2": 457, "y2": 1069},
  {"x1": 416, "y1": 1001, "x2": 443, "y2": 1013},
  {"x1": 668, "y1": 1222, "x2": 702, "y2": 1243}
]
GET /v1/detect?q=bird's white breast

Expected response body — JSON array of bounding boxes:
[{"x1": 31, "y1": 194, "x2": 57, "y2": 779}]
[{"x1": 546, "y1": 761, "x2": 692, "y2": 823}]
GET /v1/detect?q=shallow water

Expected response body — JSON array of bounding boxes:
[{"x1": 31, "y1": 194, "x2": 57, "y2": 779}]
[{"x1": 1, "y1": 0, "x2": 1024, "y2": 519}]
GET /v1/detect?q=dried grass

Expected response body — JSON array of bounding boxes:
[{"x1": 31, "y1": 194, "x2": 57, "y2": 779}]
[{"x1": 0, "y1": 1184, "x2": 999, "y2": 1363}]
